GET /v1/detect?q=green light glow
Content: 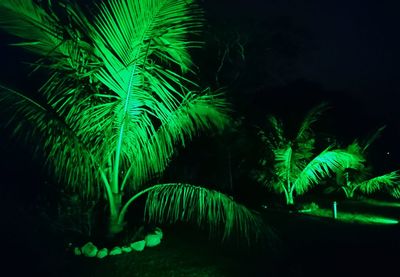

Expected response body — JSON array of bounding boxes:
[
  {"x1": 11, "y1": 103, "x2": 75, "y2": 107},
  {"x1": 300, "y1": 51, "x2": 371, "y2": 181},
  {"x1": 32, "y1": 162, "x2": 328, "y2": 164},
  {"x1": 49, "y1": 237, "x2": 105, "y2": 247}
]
[
  {"x1": 301, "y1": 208, "x2": 399, "y2": 225},
  {"x1": 359, "y1": 198, "x2": 400, "y2": 208},
  {"x1": 0, "y1": 0, "x2": 263, "y2": 241}
]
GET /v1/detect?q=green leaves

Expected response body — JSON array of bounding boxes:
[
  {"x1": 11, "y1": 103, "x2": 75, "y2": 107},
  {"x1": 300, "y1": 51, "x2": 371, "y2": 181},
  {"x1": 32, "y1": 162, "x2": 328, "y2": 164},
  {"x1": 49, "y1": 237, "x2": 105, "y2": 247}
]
[
  {"x1": 144, "y1": 183, "x2": 264, "y2": 243},
  {"x1": 0, "y1": 0, "x2": 62, "y2": 55},
  {"x1": 333, "y1": 130, "x2": 400, "y2": 199},
  {"x1": 0, "y1": 0, "x2": 264, "y2": 241},
  {"x1": 255, "y1": 103, "x2": 365, "y2": 204},
  {"x1": 294, "y1": 148, "x2": 363, "y2": 194},
  {"x1": 0, "y1": 85, "x2": 99, "y2": 198},
  {"x1": 357, "y1": 171, "x2": 400, "y2": 195}
]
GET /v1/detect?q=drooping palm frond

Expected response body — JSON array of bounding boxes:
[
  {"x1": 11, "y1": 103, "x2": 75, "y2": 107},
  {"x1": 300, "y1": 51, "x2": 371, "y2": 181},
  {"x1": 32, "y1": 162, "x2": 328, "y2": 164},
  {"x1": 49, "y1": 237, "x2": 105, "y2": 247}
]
[
  {"x1": 295, "y1": 102, "x2": 328, "y2": 142},
  {"x1": 0, "y1": 85, "x2": 100, "y2": 198},
  {"x1": 294, "y1": 148, "x2": 364, "y2": 194},
  {"x1": 0, "y1": 0, "x2": 64, "y2": 55},
  {"x1": 361, "y1": 125, "x2": 386, "y2": 152},
  {"x1": 391, "y1": 187, "x2": 400, "y2": 199},
  {"x1": 144, "y1": 183, "x2": 264, "y2": 243},
  {"x1": 358, "y1": 171, "x2": 400, "y2": 194},
  {"x1": 119, "y1": 91, "x2": 230, "y2": 192}
]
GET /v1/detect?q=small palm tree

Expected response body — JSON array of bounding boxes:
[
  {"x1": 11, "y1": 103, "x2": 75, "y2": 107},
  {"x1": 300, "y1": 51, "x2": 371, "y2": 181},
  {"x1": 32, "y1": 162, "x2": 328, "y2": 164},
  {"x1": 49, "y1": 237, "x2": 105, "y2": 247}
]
[
  {"x1": 0, "y1": 0, "x2": 262, "y2": 241},
  {"x1": 334, "y1": 127, "x2": 400, "y2": 199},
  {"x1": 254, "y1": 104, "x2": 362, "y2": 205}
]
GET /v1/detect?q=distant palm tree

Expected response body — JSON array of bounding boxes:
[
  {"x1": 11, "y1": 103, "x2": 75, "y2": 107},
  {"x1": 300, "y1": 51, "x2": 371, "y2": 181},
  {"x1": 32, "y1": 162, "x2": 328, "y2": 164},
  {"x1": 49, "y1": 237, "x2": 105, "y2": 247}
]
[
  {"x1": 254, "y1": 103, "x2": 362, "y2": 205},
  {"x1": 333, "y1": 127, "x2": 400, "y2": 199},
  {"x1": 0, "y1": 0, "x2": 262, "y2": 241}
]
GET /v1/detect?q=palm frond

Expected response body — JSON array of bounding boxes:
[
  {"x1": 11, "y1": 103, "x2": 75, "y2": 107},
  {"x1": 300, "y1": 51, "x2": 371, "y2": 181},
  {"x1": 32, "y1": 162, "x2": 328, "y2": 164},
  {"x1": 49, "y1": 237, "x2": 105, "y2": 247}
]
[
  {"x1": 361, "y1": 125, "x2": 386, "y2": 152},
  {"x1": 391, "y1": 187, "x2": 400, "y2": 199},
  {"x1": 296, "y1": 102, "x2": 328, "y2": 142},
  {"x1": 0, "y1": 85, "x2": 100, "y2": 198},
  {"x1": 267, "y1": 115, "x2": 284, "y2": 146},
  {"x1": 90, "y1": 0, "x2": 202, "y2": 97},
  {"x1": 0, "y1": 0, "x2": 64, "y2": 55},
  {"x1": 120, "y1": 91, "x2": 230, "y2": 191},
  {"x1": 274, "y1": 145, "x2": 293, "y2": 184},
  {"x1": 144, "y1": 183, "x2": 264, "y2": 243},
  {"x1": 294, "y1": 148, "x2": 364, "y2": 194},
  {"x1": 358, "y1": 171, "x2": 400, "y2": 194}
]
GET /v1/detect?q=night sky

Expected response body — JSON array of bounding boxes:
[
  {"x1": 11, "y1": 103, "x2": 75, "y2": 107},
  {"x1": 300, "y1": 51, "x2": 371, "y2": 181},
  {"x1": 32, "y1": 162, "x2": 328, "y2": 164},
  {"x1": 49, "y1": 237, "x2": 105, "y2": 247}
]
[{"x1": 1, "y1": 0, "x2": 400, "y2": 183}]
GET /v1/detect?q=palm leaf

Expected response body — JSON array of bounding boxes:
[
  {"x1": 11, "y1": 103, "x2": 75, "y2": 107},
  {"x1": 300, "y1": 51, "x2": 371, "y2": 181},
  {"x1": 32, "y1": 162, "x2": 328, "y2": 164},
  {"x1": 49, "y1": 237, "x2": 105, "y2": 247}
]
[
  {"x1": 0, "y1": 0, "x2": 64, "y2": 55},
  {"x1": 274, "y1": 145, "x2": 293, "y2": 184},
  {"x1": 120, "y1": 91, "x2": 230, "y2": 192},
  {"x1": 267, "y1": 115, "x2": 285, "y2": 147},
  {"x1": 294, "y1": 148, "x2": 364, "y2": 194},
  {"x1": 90, "y1": 0, "x2": 202, "y2": 97},
  {"x1": 144, "y1": 183, "x2": 264, "y2": 243},
  {"x1": 0, "y1": 85, "x2": 100, "y2": 197},
  {"x1": 361, "y1": 125, "x2": 386, "y2": 152},
  {"x1": 358, "y1": 171, "x2": 400, "y2": 194},
  {"x1": 296, "y1": 102, "x2": 328, "y2": 142}
]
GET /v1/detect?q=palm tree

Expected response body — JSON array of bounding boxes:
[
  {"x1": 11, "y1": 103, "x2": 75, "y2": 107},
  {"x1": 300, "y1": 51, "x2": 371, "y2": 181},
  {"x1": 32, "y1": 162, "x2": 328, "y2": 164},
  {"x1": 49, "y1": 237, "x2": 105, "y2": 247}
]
[
  {"x1": 254, "y1": 103, "x2": 362, "y2": 205},
  {"x1": 334, "y1": 127, "x2": 400, "y2": 199},
  {"x1": 0, "y1": 0, "x2": 262, "y2": 241}
]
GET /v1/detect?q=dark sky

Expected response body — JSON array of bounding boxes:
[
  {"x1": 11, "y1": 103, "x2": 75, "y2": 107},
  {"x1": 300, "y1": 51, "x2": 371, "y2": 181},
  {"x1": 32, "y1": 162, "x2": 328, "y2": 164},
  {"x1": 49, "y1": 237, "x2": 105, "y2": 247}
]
[{"x1": 203, "y1": 0, "x2": 400, "y2": 94}]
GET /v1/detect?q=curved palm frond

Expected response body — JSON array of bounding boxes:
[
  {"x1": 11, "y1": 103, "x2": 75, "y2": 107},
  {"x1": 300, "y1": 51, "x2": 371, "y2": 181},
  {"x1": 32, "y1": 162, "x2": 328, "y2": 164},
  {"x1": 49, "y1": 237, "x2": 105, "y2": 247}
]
[
  {"x1": 296, "y1": 102, "x2": 328, "y2": 142},
  {"x1": 294, "y1": 148, "x2": 364, "y2": 194},
  {"x1": 391, "y1": 187, "x2": 400, "y2": 199},
  {"x1": 0, "y1": 85, "x2": 100, "y2": 198},
  {"x1": 361, "y1": 125, "x2": 386, "y2": 152},
  {"x1": 358, "y1": 171, "x2": 400, "y2": 194},
  {"x1": 144, "y1": 183, "x2": 264, "y2": 243},
  {"x1": 0, "y1": 0, "x2": 63, "y2": 55},
  {"x1": 118, "y1": 91, "x2": 230, "y2": 191}
]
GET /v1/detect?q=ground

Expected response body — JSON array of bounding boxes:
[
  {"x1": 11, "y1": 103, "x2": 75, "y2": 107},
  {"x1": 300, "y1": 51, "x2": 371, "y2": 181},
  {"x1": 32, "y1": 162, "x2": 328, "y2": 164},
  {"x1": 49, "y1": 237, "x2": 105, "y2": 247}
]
[{"x1": 2, "y1": 199, "x2": 399, "y2": 276}]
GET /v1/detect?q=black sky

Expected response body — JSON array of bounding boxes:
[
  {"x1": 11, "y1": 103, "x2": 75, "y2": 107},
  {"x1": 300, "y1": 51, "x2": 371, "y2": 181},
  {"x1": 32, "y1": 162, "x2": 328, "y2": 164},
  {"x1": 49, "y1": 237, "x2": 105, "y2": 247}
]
[{"x1": 204, "y1": 0, "x2": 400, "y2": 94}]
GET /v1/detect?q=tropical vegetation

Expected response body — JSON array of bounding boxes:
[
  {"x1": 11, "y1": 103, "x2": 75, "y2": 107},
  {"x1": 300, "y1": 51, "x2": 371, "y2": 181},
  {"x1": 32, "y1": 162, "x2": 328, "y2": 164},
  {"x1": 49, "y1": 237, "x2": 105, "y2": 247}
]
[
  {"x1": 332, "y1": 127, "x2": 400, "y2": 199},
  {"x1": 0, "y1": 0, "x2": 262, "y2": 241},
  {"x1": 254, "y1": 103, "x2": 363, "y2": 205}
]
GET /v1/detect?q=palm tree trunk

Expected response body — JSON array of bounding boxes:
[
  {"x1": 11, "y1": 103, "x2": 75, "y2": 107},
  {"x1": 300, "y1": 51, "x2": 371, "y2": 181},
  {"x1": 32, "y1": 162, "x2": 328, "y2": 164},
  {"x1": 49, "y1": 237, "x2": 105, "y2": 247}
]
[
  {"x1": 108, "y1": 192, "x2": 124, "y2": 235},
  {"x1": 283, "y1": 187, "x2": 294, "y2": 205},
  {"x1": 286, "y1": 192, "x2": 294, "y2": 205}
]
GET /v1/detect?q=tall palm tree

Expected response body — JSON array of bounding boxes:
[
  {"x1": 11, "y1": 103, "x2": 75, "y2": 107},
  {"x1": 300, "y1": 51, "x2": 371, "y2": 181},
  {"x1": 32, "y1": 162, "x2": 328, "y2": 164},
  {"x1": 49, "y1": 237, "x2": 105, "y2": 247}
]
[
  {"x1": 254, "y1": 104, "x2": 362, "y2": 205},
  {"x1": 334, "y1": 127, "x2": 400, "y2": 199},
  {"x1": 0, "y1": 0, "x2": 262, "y2": 241}
]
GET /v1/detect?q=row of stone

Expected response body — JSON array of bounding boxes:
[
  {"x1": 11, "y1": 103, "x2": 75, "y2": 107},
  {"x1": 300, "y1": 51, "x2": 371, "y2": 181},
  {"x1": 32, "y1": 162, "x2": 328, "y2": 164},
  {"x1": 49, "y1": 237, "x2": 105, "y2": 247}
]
[{"x1": 74, "y1": 227, "x2": 163, "y2": 259}]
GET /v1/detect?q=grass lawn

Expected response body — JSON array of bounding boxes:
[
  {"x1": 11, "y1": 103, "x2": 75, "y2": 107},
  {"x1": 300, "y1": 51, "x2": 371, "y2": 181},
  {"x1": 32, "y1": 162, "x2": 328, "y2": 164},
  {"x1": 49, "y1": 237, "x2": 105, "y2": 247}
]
[{"x1": 300, "y1": 207, "x2": 399, "y2": 224}]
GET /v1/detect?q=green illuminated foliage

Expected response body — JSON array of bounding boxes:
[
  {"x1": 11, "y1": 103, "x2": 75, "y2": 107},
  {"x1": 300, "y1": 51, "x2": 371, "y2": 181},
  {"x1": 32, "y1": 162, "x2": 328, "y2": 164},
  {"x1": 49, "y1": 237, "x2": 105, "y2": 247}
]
[
  {"x1": 332, "y1": 127, "x2": 400, "y2": 199},
  {"x1": 0, "y1": 0, "x2": 262, "y2": 241},
  {"x1": 254, "y1": 104, "x2": 363, "y2": 205}
]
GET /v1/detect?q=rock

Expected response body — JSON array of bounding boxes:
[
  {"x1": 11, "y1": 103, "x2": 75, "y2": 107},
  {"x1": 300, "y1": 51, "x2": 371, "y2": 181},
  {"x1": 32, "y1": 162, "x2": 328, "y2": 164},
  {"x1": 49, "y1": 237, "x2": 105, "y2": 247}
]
[
  {"x1": 145, "y1": 233, "x2": 161, "y2": 247},
  {"x1": 74, "y1": 247, "x2": 82, "y2": 256},
  {"x1": 81, "y1": 242, "x2": 98, "y2": 257},
  {"x1": 130, "y1": 240, "x2": 146, "y2": 252},
  {"x1": 96, "y1": 248, "x2": 108, "y2": 259},
  {"x1": 154, "y1": 227, "x2": 163, "y2": 240},
  {"x1": 109, "y1": 246, "x2": 122, "y2": 256},
  {"x1": 122, "y1": 246, "x2": 132, "y2": 253}
]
